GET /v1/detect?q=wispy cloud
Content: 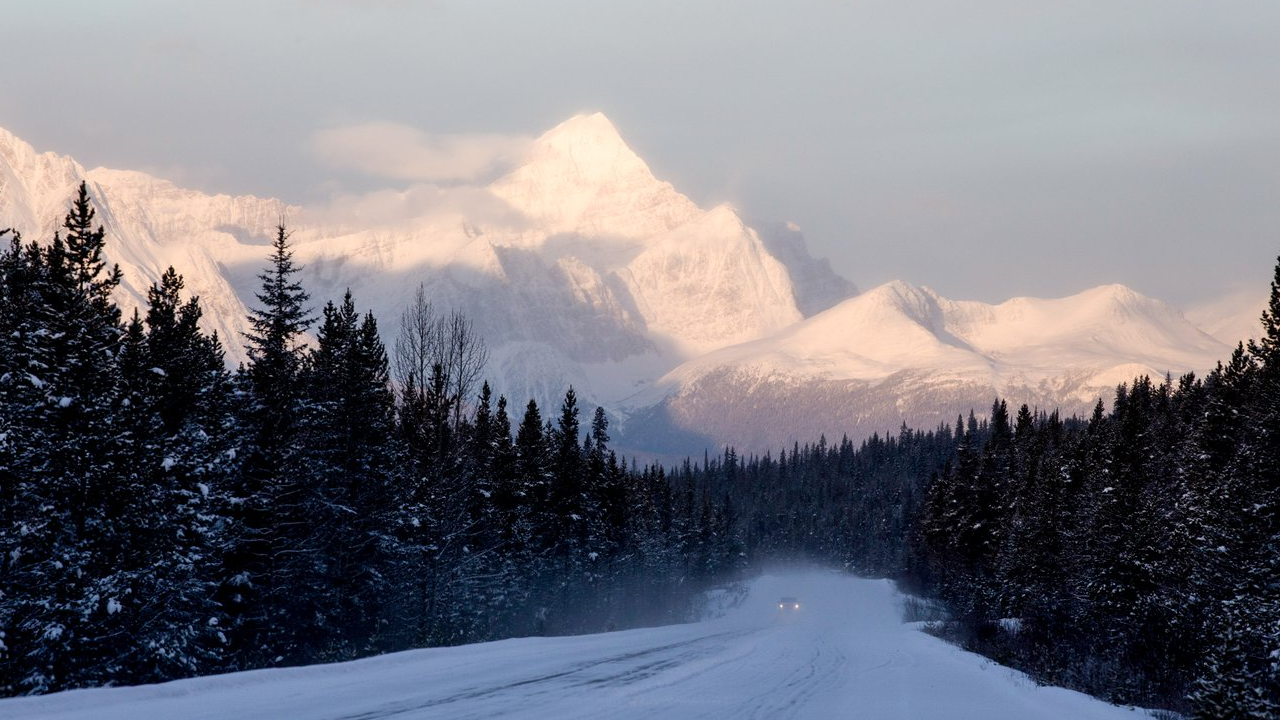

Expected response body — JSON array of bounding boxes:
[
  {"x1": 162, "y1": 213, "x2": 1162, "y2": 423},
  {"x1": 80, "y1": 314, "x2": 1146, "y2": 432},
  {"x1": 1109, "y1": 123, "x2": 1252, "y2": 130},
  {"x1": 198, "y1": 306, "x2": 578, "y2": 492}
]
[
  {"x1": 311, "y1": 122, "x2": 531, "y2": 183},
  {"x1": 304, "y1": 183, "x2": 529, "y2": 229}
]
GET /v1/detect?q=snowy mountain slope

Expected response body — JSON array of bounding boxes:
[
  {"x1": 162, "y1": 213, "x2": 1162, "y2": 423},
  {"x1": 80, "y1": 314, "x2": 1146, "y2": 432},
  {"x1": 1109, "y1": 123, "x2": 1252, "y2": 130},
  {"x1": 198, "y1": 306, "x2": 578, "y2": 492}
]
[
  {"x1": 623, "y1": 281, "x2": 1231, "y2": 452},
  {"x1": 1185, "y1": 287, "x2": 1267, "y2": 348},
  {"x1": 485, "y1": 114, "x2": 811, "y2": 362},
  {"x1": 754, "y1": 219, "x2": 858, "y2": 316},
  {"x1": 618, "y1": 204, "x2": 803, "y2": 356},
  {"x1": 646, "y1": 281, "x2": 1227, "y2": 399},
  {"x1": 0, "y1": 126, "x2": 85, "y2": 238},
  {"x1": 0, "y1": 126, "x2": 290, "y2": 352},
  {"x1": 490, "y1": 112, "x2": 701, "y2": 242},
  {"x1": 0, "y1": 117, "x2": 1240, "y2": 455},
  {"x1": 0, "y1": 115, "x2": 841, "y2": 415},
  {"x1": 0, "y1": 572, "x2": 1152, "y2": 720}
]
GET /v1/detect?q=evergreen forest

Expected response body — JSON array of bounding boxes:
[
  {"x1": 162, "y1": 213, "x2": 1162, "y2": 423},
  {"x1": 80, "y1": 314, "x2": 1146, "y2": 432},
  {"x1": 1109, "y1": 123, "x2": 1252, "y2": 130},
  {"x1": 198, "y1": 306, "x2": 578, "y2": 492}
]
[{"x1": 2, "y1": 185, "x2": 1278, "y2": 717}]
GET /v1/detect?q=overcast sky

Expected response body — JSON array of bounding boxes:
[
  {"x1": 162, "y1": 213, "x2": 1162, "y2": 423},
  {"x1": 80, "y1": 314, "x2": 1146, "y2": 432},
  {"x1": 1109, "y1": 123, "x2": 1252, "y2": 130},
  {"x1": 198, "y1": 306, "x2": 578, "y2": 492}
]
[{"x1": 4, "y1": 1, "x2": 1279, "y2": 309}]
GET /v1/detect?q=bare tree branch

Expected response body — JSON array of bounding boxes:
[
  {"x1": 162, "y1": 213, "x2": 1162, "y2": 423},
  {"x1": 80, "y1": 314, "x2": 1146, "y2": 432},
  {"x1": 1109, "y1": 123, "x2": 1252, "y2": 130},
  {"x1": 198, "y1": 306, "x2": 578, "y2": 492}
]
[{"x1": 393, "y1": 283, "x2": 488, "y2": 428}]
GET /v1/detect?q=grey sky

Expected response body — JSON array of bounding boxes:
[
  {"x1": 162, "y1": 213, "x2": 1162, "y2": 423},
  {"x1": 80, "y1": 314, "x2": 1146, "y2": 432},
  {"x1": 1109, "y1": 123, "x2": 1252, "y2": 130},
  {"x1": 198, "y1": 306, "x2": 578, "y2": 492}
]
[{"x1": 3, "y1": 0, "x2": 1279, "y2": 309}]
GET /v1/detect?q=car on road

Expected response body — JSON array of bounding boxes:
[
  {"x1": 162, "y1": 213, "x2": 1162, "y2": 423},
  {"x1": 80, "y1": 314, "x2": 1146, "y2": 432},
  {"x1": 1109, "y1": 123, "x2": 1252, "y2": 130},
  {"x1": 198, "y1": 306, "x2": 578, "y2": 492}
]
[{"x1": 778, "y1": 596, "x2": 800, "y2": 611}]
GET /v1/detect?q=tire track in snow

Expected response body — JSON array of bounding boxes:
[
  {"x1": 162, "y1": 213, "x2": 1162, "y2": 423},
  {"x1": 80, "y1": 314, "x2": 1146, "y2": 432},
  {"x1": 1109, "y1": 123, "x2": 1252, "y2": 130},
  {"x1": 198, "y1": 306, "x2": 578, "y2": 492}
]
[
  {"x1": 738, "y1": 632, "x2": 848, "y2": 720},
  {"x1": 323, "y1": 628, "x2": 757, "y2": 720}
]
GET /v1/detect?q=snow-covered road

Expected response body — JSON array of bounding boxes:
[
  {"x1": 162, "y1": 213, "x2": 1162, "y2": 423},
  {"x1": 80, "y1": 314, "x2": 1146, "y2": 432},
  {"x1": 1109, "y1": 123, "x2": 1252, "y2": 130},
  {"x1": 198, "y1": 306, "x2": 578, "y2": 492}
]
[{"x1": 4, "y1": 572, "x2": 1150, "y2": 719}]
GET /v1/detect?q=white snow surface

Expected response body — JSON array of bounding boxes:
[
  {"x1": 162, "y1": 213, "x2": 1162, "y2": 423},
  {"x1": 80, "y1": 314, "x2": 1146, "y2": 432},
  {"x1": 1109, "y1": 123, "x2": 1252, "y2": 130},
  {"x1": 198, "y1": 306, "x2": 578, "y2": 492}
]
[
  {"x1": 644, "y1": 279, "x2": 1229, "y2": 408},
  {"x1": 3, "y1": 572, "x2": 1151, "y2": 720},
  {"x1": 490, "y1": 113, "x2": 701, "y2": 241}
]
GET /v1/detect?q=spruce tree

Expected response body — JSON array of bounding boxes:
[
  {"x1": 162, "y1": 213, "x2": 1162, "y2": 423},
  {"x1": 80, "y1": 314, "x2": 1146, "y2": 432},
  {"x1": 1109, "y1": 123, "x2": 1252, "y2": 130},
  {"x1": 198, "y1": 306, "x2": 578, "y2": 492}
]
[
  {"x1": 223, "y1": 225, "x2": 314, "y2": 668},
  {"x1": 136, "y1": 272, "x2": 232, "y2": 682},
  {"x1": 301, "y1": 292, "x2": 396, "y2": 659},
  {"x1": 0, "y1": 185, "x2": 132, "y2": 692},
  {"x1": 551, "y1": 388, "x2": 585, "y2": 554}
]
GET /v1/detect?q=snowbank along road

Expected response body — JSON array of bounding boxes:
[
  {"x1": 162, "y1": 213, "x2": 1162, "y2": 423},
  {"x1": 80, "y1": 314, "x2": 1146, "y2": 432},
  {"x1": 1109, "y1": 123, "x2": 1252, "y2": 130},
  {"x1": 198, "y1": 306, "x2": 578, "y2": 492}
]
[{"x1": 4, "y1": 571, "x2": 1151, "y2": 719}]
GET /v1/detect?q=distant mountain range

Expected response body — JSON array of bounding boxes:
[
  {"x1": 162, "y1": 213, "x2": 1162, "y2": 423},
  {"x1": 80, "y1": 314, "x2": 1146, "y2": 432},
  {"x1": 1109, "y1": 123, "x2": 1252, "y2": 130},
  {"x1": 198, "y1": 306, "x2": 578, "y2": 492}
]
[
  {"x1": 624, "y1": 281, "x2": 1234, "y2": 452},
  {"x1": 0, "y1": 114, "x2": 1253, "y2": 455}
]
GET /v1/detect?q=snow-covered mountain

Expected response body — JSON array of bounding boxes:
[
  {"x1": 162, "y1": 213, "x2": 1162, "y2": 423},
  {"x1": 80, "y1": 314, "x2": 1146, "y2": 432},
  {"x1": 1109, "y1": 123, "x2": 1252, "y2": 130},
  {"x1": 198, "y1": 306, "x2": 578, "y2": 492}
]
[
  {"x1": 0, "y1": 115, "x2": 1238, "y2": 455},
  {"x1": 489, "y1": 112, "x2": 700, "y2": 240},
  {"x1": 0, "y1": 125, "x2": 291, "y2": 350},
  {"x1": 0, "y1": 115, "x2": 843, "y2": 427},
  {"x1": 623, "y1": 281, "x2": 1231, "y2": 451},
  {"x1": 1185, "y1": 288, "x2": 1267, "y2": 349}
]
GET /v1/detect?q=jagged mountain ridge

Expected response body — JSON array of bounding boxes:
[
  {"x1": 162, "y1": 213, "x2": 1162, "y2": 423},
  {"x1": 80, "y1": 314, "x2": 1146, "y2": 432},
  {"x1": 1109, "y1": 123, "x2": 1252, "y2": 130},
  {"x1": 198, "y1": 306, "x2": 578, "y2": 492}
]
[
  {"x1": 0, "y1": 115, "x2": 1232, "y2": 454},
  {"x1": 489, "y1": 112, "x2": 700, "y2": 241},
  {"x1": 0, "y1": 126, "x2": 290, "y2": 348},
  {"x1": 0, "y1": 114, "x2": 851, "y2": 428},
  {"x1": 626, "y1": 280, "x2": 1231, "y2": 451},
  {"x1": 649, "y1": 281, "x2": 1226, "y2": 391}
]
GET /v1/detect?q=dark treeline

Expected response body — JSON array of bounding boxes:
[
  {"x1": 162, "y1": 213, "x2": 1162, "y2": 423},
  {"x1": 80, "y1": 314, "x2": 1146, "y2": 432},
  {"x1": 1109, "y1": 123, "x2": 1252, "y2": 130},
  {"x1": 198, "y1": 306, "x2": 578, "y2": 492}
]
[
  {"x1": 3, "y1": 185, "x2": 1278, "y2": 717},
  {"x1": 0, "y1": 185, "x2": 744, "y2": 695},
  {"x1": 677, "y1": 290, "x2": 1280, "y2": 714},
  {"x1": 907, "y1": 342, "x2": 1280, "y2": 716}
]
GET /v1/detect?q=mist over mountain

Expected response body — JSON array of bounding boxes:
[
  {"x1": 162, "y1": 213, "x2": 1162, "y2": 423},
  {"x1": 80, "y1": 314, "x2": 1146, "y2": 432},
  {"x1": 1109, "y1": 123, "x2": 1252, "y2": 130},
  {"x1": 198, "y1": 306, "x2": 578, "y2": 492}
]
[{"x1": 0, "y1": 115, "x2": 1234, "y2": 455}]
